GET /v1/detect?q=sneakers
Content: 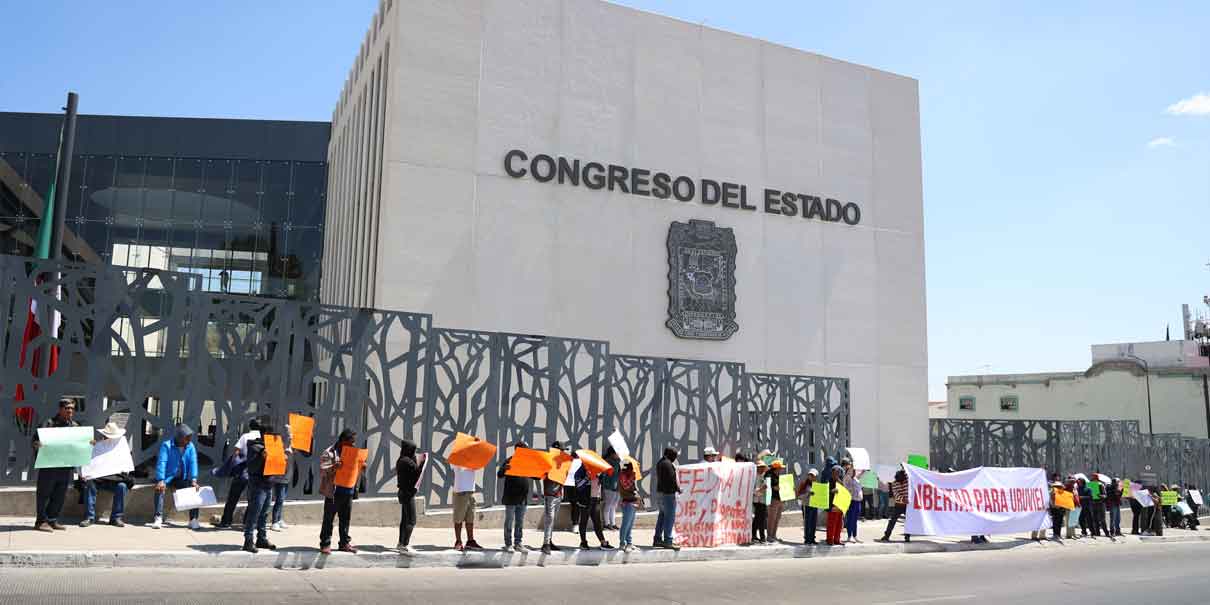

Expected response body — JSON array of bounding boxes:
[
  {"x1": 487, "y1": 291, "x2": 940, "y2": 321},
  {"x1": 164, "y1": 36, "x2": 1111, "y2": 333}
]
[
  {"x1": 876, "y1": 536, "x2": 891, "y2": 543},
  {"x1": 397, "y1": 545, "x2": 417, "y2": 556},
  {"x1": 513, "y1": 544, "x2": 527, "y2": 553},
  {"x1": 150, "y1": 516, "x2": 163, "y2": 529},
  {"x1": 465, "y1": 540, "x2": 483, "y2": 550},
  {"x1": 338, "y1": 544, "x2": 358, "y2": 554},
  {"x1": 111, "y1": 518, "x2": 126, "y2": 528},
  {"x1": 453, "y1": 541, "x2": 465, "y2": 552},
  {"x1": 548, "y1": 543, "x2": 562, "y2": 551},
  {"x1": 599, "y1": 542, "x2": 615, "y2": 550},
  {"x1": 270, "y1": 521, "x2": 284, "y2": 532},
  {"x1": 188, "y1": 519, "x2": 201, "y2": 530},
  {"x1": 242, "y1": 539, "x2": 258, "y2": 554},
  {"x1": 79, "y1": 519, "x2": 93, "y2": 528},
  {"x1": 34, "y1": 522, "x2": 53, "y2": 533},
  {"x1": 667, "y1": 541, "x2": 681, "y2": 551},
  {"x1": 277, "y1": 521, "x2": 290, "y2": 530},
  {"x1": 320, "y1": 545, "x2": 333, "y2": 555},
  {"x1": 49, "y1": 522, "x2": 66, "y2": 530},
  {"x1": 255, "y1": 539, "x2": 277, "y2": 551},
  {"x1": 579, "y1": 541, "x2": 591, "y2": 550},
  {"x1": 541, "y1": 543, "x2": 552, "y2": 554}
]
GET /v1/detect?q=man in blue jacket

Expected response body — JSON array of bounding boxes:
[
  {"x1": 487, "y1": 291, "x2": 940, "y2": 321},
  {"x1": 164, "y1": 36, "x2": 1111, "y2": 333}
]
[{"x1": 152, "y1": 424, "x2": 200, "y2": 529}]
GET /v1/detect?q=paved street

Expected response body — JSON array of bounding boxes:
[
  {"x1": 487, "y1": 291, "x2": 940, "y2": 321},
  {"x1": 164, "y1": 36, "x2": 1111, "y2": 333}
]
[{"x1": 3, "y1": 540, "x2": 1209, "y2": 604}]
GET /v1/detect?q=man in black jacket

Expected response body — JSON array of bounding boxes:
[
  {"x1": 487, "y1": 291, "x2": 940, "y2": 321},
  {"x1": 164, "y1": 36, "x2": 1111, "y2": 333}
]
[
  {"x1": 32, "y1": 399, "x2": 85, "y2": 532},
  {"x1": 498, "y1": 440, "x2": 532, "y2": 552},
  {"x1": 396, "y1": 439, "x2": 421, "y2": 554},
  {"x1": 240, "y1": 416, "x2": 278, "y2": 554},
  {"x1": 653, "y1": 447, "x2": 681, "y2": 550}
]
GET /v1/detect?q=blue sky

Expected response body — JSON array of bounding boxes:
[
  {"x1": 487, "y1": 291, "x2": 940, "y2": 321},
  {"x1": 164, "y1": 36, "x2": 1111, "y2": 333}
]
[{"x1": 3, "y1": 1, "x2": 1207, "y2": 400}]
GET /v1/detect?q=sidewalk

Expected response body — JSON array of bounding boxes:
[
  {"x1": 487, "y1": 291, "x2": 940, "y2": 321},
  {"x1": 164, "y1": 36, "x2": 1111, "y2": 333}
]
[{"x1": 2, "y1": 515, "x2": 1206, "y2": 570}]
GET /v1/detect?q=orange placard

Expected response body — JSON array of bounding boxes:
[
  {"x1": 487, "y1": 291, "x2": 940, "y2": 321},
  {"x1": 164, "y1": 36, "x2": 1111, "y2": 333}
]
[
  {"x1": 1054, "y1": 489, "x2": 1075, "y2": 511},
  {"x1": 504, "y1": 447, "x2": 555, "y2": 478},
  {"x1": 446, "y1": 432, "x2": 497, "y2": 470},
  {"x1": 549, "y1": 447, "x2": 573, "y2": 466},
  {"x1": 623, "y1": 455, "x2": 643, "y2": 481},
  {"x1": 547, "y1": 459, "x2": 574, "y2": 485},
  {"x1": 334, "y1": 446, "x2": 368, "y2": 488},
  {"x1": 263, "y1": 434, "x2": 287, "y2": 476},
  {"x1": 288, "y1": 413, "x2": 314, "y2": 454},
  {"x1": 577, "y1": 449, "x2": 612, "y2": 477}
]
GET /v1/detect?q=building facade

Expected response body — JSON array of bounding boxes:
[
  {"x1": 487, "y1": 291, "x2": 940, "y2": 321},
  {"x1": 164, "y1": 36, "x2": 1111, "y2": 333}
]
[
  {"x1": 947, "y1": 341, "x2": 1210, "y2": 438},
  {"x1": 322, "y1": 0, "x2": 928, "y2": 466}
]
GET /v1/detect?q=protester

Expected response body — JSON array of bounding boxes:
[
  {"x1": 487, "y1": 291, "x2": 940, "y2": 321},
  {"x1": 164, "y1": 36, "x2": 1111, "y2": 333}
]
[
  {"x1": 1159, "y1": 484, "x2": 1173, "y2": 529},
  {"x1": 451, "y1": 463, "x2": 482, "y2": 551},
  {"x1": 1048, "y1": 480, "x2": 1068, "y2": 541},
  {"x1": 842, "y1": 460, "x2": 863, "y2": 543},
  {"x1": 862, "y1": 471, "x2": 876, "y2": 521},
  {"x1": 653, "y1": 446, "x2": 681, "y2": 550},
  {"x1": 617, "y1": 458, "x2": 640, "y2": 552},
  {"x1": 319, "y1": 428, "x2": 363, "y2": 554},
  {"x1": 268, "y1": 424, "x2": 293, "y2": 532},
  {"x1": 218, "y1": 419, "x2": 259, "y2": 529},
  {"x1": 1076, "y1": 476, "x2": 1091, "y2": 537},
  {"x1": 1065, "y1": 476, "x2": 1081, "y2": 539},
  {"x1": 240, "y1": 417, "x2": 277, "y2": 553},
  {"x1": 877, "y1": 474, "x2": 891, "y2": 520},
  {"x1": 1128, "y1": 479, "x2": 1143, "y2": 535},
  {"x1": 31, "y1": 399, "x2": 84, "y2": 532},
  {"x1": 796, "y1": 468, "x2": 819, "y2": 544},
  {"x1": 703, "y1": 446, "x2": 720, "y2": 463},
  {"x1": 1107, "y1": 477, "x2": 1123, "y2": 536},
  {"x1": 564, "y1": 444, "x2": 582, "y2": 534},
  {"x1": 396, "y1": 438, "x2": 421, "y2": 554},
  {"x1": 151, "y1": 423, "x2": 200, "y2": 530},
  {"x1": 1183, "y1": 484, "x2": 1200, "y2": 530},
  {"x1": 80, "y1": 421, "x2": 131, "y2": 528},
  {"x1": 766, "y1": 460, "x2": 785, "y2": 542},
  {"x1": 878, "y1": 468, "x2": 910, "y2": 543},
  {"x1": 1087, "y1": 472, "x2": 1106, "y2": 538},
  {"x1": 826, "y1": 466, "x2": 845, "y2": 546},
  {"x1": 575, "y1": 463, "x2": 613, "y2": 550},
  {"x1": 540, "y1": 442, "x2": 566, "y2": 554},
  {"x1": 752, "y1": 460, "x2": 769, "y2": 544},
  {"x1": 498, "y1": 441, "x2": 531, "y2": 552},
  {"x1": 601, "y1": 447, "x2": 621, "y2": 530}
]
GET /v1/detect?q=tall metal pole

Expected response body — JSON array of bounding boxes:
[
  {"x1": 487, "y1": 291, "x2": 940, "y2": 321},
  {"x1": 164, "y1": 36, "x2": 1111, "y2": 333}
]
[
  {"x1": 1202, "y1": 373, "x2": 1209, "y2": 440},
  {"x1": 47, "y1": 91, "x2": 79, "y2": 261}
]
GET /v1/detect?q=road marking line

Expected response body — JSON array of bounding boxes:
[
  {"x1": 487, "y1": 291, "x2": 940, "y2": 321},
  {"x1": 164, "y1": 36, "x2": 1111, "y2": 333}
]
[{"x1": 875, "y1": 595, "x2": 977, "y2": 605}]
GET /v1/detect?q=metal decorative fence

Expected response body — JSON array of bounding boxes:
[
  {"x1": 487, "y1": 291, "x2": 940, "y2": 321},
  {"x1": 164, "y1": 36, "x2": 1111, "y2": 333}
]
[
  {"x1": 931, "y1": 419, "x2": 1210, "y2": 491},
  {"x1": 1, "y1": 253, "x2": 850, "y2": 507}
]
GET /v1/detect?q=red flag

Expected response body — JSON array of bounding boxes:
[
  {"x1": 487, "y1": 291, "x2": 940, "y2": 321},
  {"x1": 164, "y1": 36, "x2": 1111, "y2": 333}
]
[{"x1": 14, "y1": 285, "x2": 59, "y2": 425}]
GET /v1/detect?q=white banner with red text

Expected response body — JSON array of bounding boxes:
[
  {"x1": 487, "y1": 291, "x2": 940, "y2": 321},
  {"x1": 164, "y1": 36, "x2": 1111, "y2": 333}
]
[
  {"x1": 674, "y1": 462, "x2": 757, "y2": 547},
  {"x1": 905, "y1": 466, "x2": 1050, "y2": 536}
]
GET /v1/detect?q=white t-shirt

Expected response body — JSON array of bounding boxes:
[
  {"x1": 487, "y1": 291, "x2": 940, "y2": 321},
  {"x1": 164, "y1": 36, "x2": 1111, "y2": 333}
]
[
  {"x1": 452, "y1": 466, "x2": 477, "y2": 493},
  {"x1": 235, "y1": 430, "x2": 261, "y2": 456}
]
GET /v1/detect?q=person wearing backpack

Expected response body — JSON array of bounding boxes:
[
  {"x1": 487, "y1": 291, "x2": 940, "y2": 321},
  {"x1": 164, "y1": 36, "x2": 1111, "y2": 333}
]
[{"x1": 240, "y1": 416, "x2": 278, "y2": 553}]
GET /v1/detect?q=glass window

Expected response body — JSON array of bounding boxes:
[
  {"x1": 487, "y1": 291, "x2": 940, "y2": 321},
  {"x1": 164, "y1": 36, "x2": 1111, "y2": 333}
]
[
  {"x1": 1000, "y1": 396, "x2": 1019, "y2": 412},
  {"x1": 172, "y1": 158, "x2": 204, "y2": 226},
  {"x1": 65, "y1": 155, "x2": 87, "y2": 220},
  {"x1": 113, "y1": 156, "x2": 145, "y2": 227},
  {"x1": 260, "y1": 161, "x2": 291, "y2": 227},
  {"x1": 202, "y1": 159, "x2": 233, "y2": 227},
  {"x1": 959, "y1": 396, "x2": 975, "y2": 411},
  {"x1": 83, "y1": 155, "x2": 116, "y2": 222},
  {"x1": 143, "y1": 157, "x2": 174, "y2": 223},
  {"x1": 26, "y1": 153, "x2": 56, "y2": 200},
  {"x1": 291, "y1": 161, "x2": 326, "y2": 228},
  {"x1": 233, "y1": 160, "x2": 261, "y2": 227}
]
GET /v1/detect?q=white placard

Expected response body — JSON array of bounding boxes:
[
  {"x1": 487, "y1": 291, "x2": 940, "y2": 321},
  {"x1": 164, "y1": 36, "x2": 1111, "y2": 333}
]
[
  {"x1": 876, "y1": 464, "x2": 899, "y2": 483},
  {"x1": 172, "y1": 485, "x2": 217, "y2": 511},
  {"x1": 1134, "y1": 489, "x2": 1154, "y2": 508},
  {"x1": 905, "y1": 466, "x2": 1051, "y2": 536},
  {"x1": 563, "y1": 459, "x2": 582, "y2": 486},
  {"x1": 1190, "y1": 489, "x2": 1203, "y2": 506},
  {"x1": 81, "y1": 437, "x2": 135, "y2": 480},
  {"x1": 607, "y1": 431, "x2": 630, "y2": 460},
  {"x1": 846, "y1": 447, "x2": 871, "y2": 470},
  {"x1": 1175, "y1": 501, "x2": 1193, "y2": 516}
]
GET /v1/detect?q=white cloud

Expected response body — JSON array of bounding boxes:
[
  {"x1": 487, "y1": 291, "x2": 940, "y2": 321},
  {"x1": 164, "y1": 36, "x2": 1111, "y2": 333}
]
[
  {"x1": 1166, "y1": 92, "x2": 1210, "y2": 116},
  {"x1": 1146, "y1": 136, "x2": 1175, "y2": 148}
]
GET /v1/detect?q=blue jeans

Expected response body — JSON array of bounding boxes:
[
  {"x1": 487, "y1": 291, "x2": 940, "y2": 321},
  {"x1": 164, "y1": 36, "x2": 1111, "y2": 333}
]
[
  {"x1": 153, "y1": 477, "x2": 200, "y2": 521},
  {"x1": 271, "y1": 482, "x2": 288, "y2": 524},
  {"x1": 654, "y1": 494, "x2": 677, "y2": 544},
  {"x1": 802, "y1": 503, "x2": 818, "y2": 542},
  {"x1": 878, "y1": 491, "x2": 890, "y2": 517},
  {"x1": 85, "y1": 481, "x2": 128, "y2": 522},
  {"x1": 620, "y1": 502, "x2": 637, "y2": 546},
  {"x1": 1109, "y1": 504, "x2": 1122, "y2": 535},
  {"x1": 503, "y1": 503, "x2": 527, "y2": 546},
  {"x1": 845, "y1": 499, "x2": 862, "y2": 538},
  {"x1": 243, "y1": 479, "x2": 272, "y2": 542}
]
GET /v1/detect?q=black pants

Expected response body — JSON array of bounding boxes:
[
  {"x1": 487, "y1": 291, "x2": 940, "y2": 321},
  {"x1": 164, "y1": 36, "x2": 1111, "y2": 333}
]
[
  {"x1": 752, "y1": 503, "x2": 768, "y2": 541},
  {"x1": 35, "y1": 469, "x2": 72, "y2": 524},
  {"x1": 320, "y1": 492, "x2": 353, "y2": 548},
  {"x1": 1050, "y1": 508, "x2": 1065, "y2": 537},
  {"x1": 220, "y1": 475, "x2": 247, "y2": 526},
  {"x1": 398, "y1": 498, "x2": 416, "y2": 546},
  {"x1": 1078, "y1": 506, "x2": 1089, "y2": 533},
  {"x1": 862, "y1": 494, "x2": 875, "y2": 520},
  {"x1": 579, "y1": 497, "x2": 605, "y2": 543},
  {"x1": 1129, "y1": 499, "x2": 1143, "y2": 534},
  {"x1": 1090, "y1": 501, "x2": 1107, "y2": 536},
  {"x1": 883, "y1": 504, "x2": 907, "y2": 539}
]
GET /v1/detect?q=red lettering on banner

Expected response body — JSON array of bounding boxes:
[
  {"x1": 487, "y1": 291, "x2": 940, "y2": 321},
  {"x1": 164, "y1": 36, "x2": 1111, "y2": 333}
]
[
  {"x1": 913, "y1": 485, "x2": 922, "y2": 509},
  {"x1": 973, "y1": 489, "x2": 984, "y2": 511},
  {"x1": 674, "y1": 462, "x2": 757, "y2": 548}
]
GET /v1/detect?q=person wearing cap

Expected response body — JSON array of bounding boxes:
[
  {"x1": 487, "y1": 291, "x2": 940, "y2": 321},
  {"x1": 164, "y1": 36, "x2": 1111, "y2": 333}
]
[
  {"x1": 703, "y1": 446, "x2": 720, "y2": 463},
  {"x1": 498, "y1": 440, "x2": 533, "y2": 552},
  {"x1": 766, "y1": 459, "x2": 786, "y2": 542},
  {"x1": 751, "y1": 460, "x2": 770, "y2": 544},
  {"x1": 796, "y1": 468, "x2": 819, "y2": 544},
  {"x1": 653, "y1": 446, "x2": 681, "y2": 550},
  {"x1": 395, "y1": 437, "x2": 422, "y2": 554},
  {"x1": 151, "y1": 423, "x2": 200, "y2": 530},
  {"x1": 240, "y1": 416, "x2": 279, "y2": 553},
  {"x1": 617, "y1": 457, "x2": 641, "y2": 552},
  {"x1": 878, "y1": 468, "x2": 911, "y2": 543},
  {"x1": 1064, "y1": 476, "x2": 1081, "y2": 539},
  {"x1": 1049, "y1": 480, "x2": 1070, "y2": 541},
  {"x1": 540, "y1": 441, "x2": 566, "y2": 554},
  {"x1": 31, "y1": 399, "x2": 87, "y2": 532},
  {"x1": 842, "y1": 459, "x2": 863, "y2": 543},
  {"x1": 80, "y1": 421, "x2": 133, "y2": 528}
]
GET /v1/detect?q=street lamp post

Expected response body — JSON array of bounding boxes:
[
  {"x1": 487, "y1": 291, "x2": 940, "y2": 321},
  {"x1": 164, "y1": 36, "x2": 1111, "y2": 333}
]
[{"x1": 1123, "y1": 354, "x2": 1153, "y2": 438}]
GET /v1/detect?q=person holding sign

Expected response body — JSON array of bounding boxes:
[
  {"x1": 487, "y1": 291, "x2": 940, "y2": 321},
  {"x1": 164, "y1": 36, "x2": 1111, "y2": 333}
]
[
  {"x1": 151, "y1": 424, "x2": 201, "y2": 530},
  {"x1": 1049, "y1": 480, "x2": 1072, "y2": 540},
  {"x1": 618, "y1": 458, "x2": 641, "y2": 552},
  {"x1": 796, "y1": 468, "x2": 819, "y2": 544},
  {"x1": 451, "y1": 463, "x2": 484, "y2": 551},
  {"x1": 601, "y1": 447, "x2": 622, "y2": 530},
  {"x1": 842, "y1": 460, "x2": 863, "y2": 543},
  {"x1": 240, "y1": 417, "x2": 284, "y2": 553},
  {"x1": 269, "y1": 424, "x2": 293, "y2": 532},
  {"x1": 877, "y1": 468, "x2": 911, "y2": 543},
  {"x1": 395, "y1": 439, "x2": 422, "y2": 554},
  {"x1": 766, "y1": 460, "x2": 787, "y2": 542},
  {"x1": 497, "y1": 441, "x2": 534, "y2": 553},
  {"x1": 80, "y1": 421, "x2": 134, "y2": 528},
  {"x1": 31, "y1": 399, "x2": 87, "y2": 532},
  {"x1": 1086, "y1": 472, "x2": 1106, "y2": 538},
  {"x1": 319, "y1": 429, "x2": 364, "y2": 554},
  {"x1": 1107, "y1": 478, "x2": 1124, "y2": 536},
  {"x1": 541, "y1": 442, "x2": 570, "y2": 554},
  {"x1": 751, "y1": 460, "x2": 770, "y2": 544},
  {"x1": 826, "y1": 466, "x2": 846, "y2": 545}
]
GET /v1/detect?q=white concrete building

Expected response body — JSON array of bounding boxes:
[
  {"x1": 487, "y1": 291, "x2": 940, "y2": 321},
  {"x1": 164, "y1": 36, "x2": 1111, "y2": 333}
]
[
  {"x1": 947, "y1": 341, "x2": 1210, "y2": 438},
  {"x1": 321, "y1": 0, "x2": 928, "y2": 465}
]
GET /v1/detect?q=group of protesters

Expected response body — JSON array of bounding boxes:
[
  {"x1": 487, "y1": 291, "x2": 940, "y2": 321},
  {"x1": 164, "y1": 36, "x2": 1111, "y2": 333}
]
[{"x1": 27, "y1": 401, "x2": 1205, "y2": 556}]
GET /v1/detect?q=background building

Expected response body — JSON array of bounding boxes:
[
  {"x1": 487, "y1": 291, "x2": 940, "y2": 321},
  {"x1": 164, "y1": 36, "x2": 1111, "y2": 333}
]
[{"x1": 322, "y1": 0, "x2": 928, "y2": 467}]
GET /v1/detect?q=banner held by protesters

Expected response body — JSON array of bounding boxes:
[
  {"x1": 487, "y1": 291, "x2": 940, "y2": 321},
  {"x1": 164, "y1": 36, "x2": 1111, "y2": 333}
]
[{"x1": 905, "y1": 465, "x2": 1049, "y2": 536}]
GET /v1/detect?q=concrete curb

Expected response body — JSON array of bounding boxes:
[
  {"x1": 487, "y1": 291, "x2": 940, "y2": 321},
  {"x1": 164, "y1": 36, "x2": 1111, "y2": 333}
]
[{"x1": 2, "y1": 533, "x2": 1197, "y2": 570}]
